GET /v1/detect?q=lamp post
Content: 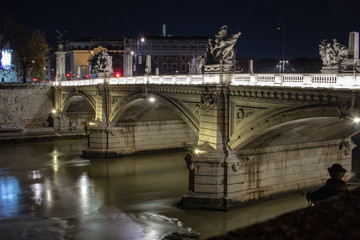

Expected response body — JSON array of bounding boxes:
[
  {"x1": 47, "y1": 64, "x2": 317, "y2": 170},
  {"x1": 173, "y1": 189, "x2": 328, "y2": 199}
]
[
  {"x1": 277, "y1": 17, "x2": 286, "y2": 73},
  {"x1": 134, "y1": 36, "x2": 145, "y2": 75}
]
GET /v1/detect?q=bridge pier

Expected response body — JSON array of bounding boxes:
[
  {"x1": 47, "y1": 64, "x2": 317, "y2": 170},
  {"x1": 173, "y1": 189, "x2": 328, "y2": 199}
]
[{"x1": 181, "y1": 84, "x2": 231, "y2": 210}]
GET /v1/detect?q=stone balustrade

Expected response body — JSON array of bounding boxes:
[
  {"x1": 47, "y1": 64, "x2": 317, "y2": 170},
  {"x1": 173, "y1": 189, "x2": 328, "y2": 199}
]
[{"x1": 54, "y1": 73, "x2": 360, "y2": 89}]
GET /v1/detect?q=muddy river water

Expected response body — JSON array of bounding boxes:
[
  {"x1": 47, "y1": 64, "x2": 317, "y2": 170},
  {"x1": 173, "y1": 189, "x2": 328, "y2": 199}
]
[{"x1": 0, "y1": 139, "x2": 309, "y2": 239}]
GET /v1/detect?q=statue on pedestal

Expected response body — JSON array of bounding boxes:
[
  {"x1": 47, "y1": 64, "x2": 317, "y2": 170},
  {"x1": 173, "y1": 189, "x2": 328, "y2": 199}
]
[
  {"x1": 205, "y1": 25, "x2": 241, "y2": 65},
  {"x1": 56, "y1": 30, "x2": 67, "y2": 51},
  {"x1": 204, "y1": 25, "x2": 241, "y2": 73},
  {"x1": 319, "y1": 39, "x2": 348, "y2": 73},
  {"x1": 96, "y1": 50, "x2": 113, "y2": 77}
]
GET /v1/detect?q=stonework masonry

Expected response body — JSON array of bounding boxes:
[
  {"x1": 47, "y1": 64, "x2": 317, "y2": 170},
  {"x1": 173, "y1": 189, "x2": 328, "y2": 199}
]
[
  {"x1": 0, "y1": 85, "x2": 54, "y2": 130},
  {"x1": 83, "y1": 120, "x2": 197, "y2": 157}
]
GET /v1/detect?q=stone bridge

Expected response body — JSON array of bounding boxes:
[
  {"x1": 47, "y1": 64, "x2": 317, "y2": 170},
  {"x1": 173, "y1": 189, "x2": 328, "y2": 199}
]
[{"x1": 53, "y1": 73, "x2": 360, "y2": 209}]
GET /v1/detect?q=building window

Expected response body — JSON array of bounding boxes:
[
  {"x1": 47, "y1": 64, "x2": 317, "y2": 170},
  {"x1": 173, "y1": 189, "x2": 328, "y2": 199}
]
[
  {"x1": 181, "y1": 56, "x2": 186, "y2": 61},
  {"x1": 163, "y1": 56, "x2": 167, "y2": 61},
  {"x1": 181, "y1": 63, "x2": 186, "y2": 72},
  {"x1": 153, "y1": 56, "x2": 158, "y2": 61},
  {"x1": 163, "y1": 63, "x2": 168, "y2": 72},
  {"x1": 172, "y1": 63, "x2": 177, "y2": 72}
]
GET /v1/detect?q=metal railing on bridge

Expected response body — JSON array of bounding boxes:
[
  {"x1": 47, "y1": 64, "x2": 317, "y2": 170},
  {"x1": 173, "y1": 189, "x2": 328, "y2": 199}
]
[{"x1": 53, "y1": 73, "x2": 360, "y2": 89}]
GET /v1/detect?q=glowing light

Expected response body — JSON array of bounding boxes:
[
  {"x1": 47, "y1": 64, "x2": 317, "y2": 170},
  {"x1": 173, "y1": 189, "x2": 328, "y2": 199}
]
[
  {"x1": 141, "y1": 37, "x2": 145, "y2": 42},
  {"x1": 89, "y1": 122, "x2": 96, "y2": 126},
  {"x1": 354, "y1": 117, "x2": 360, "y2": 123},
  {"x1": 52, "y1": 109, "x2": 57, "y2": 114},
  {"x1": 131, "y1": 51, "x2": 134, "y2": 55},
  {"x1": 148, "y1": 97, "x2": 155, "y2": 102},
  {"x1": 194, "y1": 149, "x2": 205, "y2": 154},
  {"x1": 1, "y1": 50, "x2": 11, "y2": 68}
]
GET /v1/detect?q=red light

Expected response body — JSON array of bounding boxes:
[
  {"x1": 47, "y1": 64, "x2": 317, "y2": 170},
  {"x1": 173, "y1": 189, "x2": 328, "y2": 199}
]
[
  {"x1": 115, "y1": 72, "x2": 121, "y2": 78},
  {"x1": 66, "y1": 73, "x2": 70, "y2": 77},
  {"x1": 32, "y1": 78, "x2": 38, "y2": 82}
]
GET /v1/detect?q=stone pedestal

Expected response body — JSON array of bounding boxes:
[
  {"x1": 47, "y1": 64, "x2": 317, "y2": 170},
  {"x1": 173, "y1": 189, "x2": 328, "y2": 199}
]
[
  {"x1": 321, "y1": 66, "x2": 339, "y2": 74},
  {"x1": 55, "y1": 45, "x2": 67, "y2": 83},
  {"x1": 204, "y1": 64, "x2": 233, "y2": 74},
  {"x1": 123, "y1": 48, "x2": 133, "y2": 77}
]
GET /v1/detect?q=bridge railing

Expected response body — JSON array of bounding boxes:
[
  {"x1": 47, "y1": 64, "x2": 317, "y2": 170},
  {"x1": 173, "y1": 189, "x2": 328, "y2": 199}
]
[{"x1": 54, "y1": 73, "x2": 360, "y2": 89}]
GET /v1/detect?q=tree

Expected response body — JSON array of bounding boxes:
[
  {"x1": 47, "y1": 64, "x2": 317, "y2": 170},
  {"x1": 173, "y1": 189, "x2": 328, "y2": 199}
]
[
  {"x1": 0, "y1": 17, "x2": 48, "y2": 83},
  {"x1": 12, "y1": 29, "x2": 48, "y2": 83}
]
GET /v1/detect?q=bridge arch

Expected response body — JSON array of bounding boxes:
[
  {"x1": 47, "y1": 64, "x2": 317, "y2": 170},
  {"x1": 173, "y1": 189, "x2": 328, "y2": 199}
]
[
  {"x1": 230, "y1": 105, "x2": 357, "y2": 151},
  {"x1": 60, "y1": 91, "x2": 96, "y2": 130},
  {"x1": 62, "y1": 90, "x2": 96, "y2": 113},
  {"x1": 110, "y1": 92, "x2": 199, "y2": 136}
]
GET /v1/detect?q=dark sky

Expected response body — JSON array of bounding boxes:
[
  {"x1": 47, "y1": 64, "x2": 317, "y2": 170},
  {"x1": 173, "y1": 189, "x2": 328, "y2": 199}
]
[{"x1": 2, "y1": 0, "x2": 360, "y2": 59}]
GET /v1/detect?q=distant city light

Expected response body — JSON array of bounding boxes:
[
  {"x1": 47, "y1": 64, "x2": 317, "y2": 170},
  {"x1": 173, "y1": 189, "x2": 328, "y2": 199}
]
[
  {"x1": 51, "y1": 109, "x2": 57, "y2": 114},
  {"x1": 141, "y1": 37, "x2": 145, "y2": 42},
  {"x1": 148, "y1": 97, "x2": 155, "y2": 102},
  {"x1": 1, "y1": 50, "x2": 12, "y2": 68},
  {"x1": 354, "y1": 117, "x2": 360, "y2": 123}
]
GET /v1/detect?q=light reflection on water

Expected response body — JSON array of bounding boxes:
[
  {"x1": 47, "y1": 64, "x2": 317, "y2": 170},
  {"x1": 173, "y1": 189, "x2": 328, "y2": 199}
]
[
  {"x1": 0, "y1": 139, "x2": 308, "y2": 239},
  {"x1": 0, "y1": 173, "x2": 20, "y2": 218}
]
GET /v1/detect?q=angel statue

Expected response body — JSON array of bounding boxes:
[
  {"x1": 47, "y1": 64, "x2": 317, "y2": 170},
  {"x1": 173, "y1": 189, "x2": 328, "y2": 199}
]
[
  {"x1": 205, "y1": 25, "x2": 241, "y2": 65},
  {"x1": 56, "y1": 29, "x2": 67, "y2": 50}
]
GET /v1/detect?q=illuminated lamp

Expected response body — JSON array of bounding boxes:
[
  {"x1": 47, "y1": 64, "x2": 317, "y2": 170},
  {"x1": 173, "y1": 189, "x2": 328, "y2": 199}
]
[
  {"x1": 66, "y1": 73, "x2": 70, "y2": 77},
  {"x1": 115, "y1": 72, "x2": 121, "y2": 78}
]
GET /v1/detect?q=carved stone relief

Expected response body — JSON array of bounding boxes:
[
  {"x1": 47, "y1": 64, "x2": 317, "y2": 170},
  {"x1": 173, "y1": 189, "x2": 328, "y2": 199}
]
[
  {"x1": 232, "y1": 155, "x2": 249, "y2": 172},
  {"x1": 200, "y1": 88, "x2": 216, "y2": 112},
  {"x1": 236, "y1": 107, "x2": 256, "y2": 123},
  {"x1": 338, "y1": 103, "x2": 350, "y2": 120}
]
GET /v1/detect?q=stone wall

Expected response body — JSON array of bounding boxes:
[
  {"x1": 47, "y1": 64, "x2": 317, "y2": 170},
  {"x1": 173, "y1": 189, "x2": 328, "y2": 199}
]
[
  {"x1": 0, "y1": 85, "x2": 53, "y2": 130},
  {"x1": 225, "y1": 139, "x2": 353, "y2": 207},
  {"x1": 85, "y1": 120, "x2": 197, "y2": 157}
]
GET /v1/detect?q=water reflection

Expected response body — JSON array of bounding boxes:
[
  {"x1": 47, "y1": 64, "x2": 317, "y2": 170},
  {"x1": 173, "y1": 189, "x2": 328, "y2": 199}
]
[
  {"x1": 0, "y1": 140, "x2": 309, "y2": 239},
  {"x1": 0, "y1": 173, "x2": 20, "y2": 218}
]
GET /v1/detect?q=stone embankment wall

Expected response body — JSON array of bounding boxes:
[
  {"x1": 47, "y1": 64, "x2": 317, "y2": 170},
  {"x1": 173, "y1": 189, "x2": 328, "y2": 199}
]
[
  {"x1": 0, "y1": 85, "x2": 53, "y2": 131},
  {"x1": 225, "y1": 139, "x2": 352, "y2": 206}
]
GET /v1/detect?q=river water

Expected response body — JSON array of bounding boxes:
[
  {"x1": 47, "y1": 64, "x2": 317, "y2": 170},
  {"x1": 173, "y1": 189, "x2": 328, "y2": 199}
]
[{"x1": 0, "y1": 139, "x2": 309, "y2": 239}]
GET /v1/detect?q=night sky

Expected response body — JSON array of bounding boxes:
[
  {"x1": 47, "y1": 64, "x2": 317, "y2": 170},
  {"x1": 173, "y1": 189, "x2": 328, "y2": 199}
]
[{"x1": 2, "y1": 0, "x2": 360, "y2": 60}]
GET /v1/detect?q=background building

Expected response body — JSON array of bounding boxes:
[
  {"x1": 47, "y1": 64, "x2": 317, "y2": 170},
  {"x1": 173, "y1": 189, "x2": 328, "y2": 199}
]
[{"x1": 129, "y1": 36, "x2": 208, "y2": 75}]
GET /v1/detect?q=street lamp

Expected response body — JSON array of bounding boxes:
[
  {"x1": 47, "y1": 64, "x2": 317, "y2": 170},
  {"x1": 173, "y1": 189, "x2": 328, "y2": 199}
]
[
  {"x1": 278, "y1": 59, "x2": 288, "y2": 73},
  {"x1": 277, "y1": 17, "x2": 286, "y2": 73}
]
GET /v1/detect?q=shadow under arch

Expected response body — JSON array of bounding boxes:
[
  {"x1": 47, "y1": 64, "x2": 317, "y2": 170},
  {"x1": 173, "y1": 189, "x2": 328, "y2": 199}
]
[
  {"x1": 109, "y1": 92, "x2": 199, "y2": 136},
  {"x1": 231, "y1": 105, "x2": 358, "y2": 151},
  {"x1": 62, "y1": 90, "x2": 96, "y2": 113}
]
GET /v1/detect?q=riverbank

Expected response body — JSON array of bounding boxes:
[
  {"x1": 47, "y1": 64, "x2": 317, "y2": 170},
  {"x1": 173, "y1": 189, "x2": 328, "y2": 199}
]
[
  {"x1": 208, "y1": 182, "x2": 360, "y2": 240},
  {"x1": 0, "y1": 127, "x2": 86, "y2": 143}
]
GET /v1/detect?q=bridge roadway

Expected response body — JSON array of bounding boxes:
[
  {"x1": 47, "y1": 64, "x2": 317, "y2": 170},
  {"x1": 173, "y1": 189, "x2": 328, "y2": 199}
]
[{"x1": 53, "y1": 73, "x2": 360, "y2": 210}]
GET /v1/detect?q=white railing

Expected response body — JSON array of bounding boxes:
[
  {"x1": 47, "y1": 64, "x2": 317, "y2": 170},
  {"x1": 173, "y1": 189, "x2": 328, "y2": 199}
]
[{"x1": 54, "y1": 73, "x2": 360, "y2": 89}]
